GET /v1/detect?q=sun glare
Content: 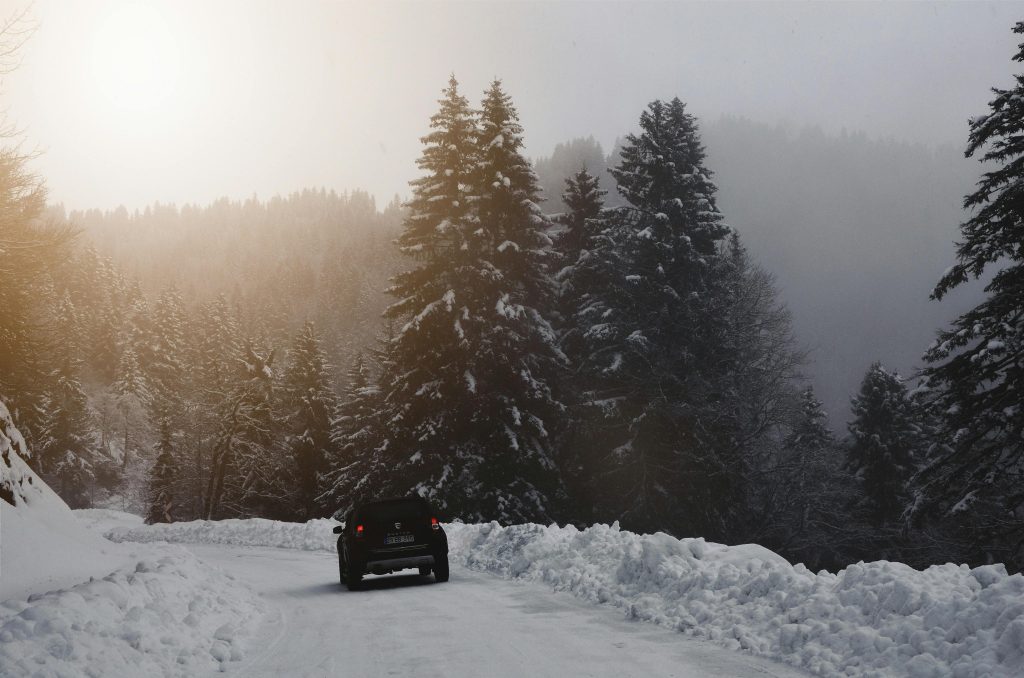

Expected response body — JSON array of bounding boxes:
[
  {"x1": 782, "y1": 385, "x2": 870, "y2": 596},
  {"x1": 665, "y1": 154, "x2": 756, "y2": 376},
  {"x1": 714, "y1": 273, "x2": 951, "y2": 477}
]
[{"x1": 89, "y1": 3, "x2": 183, "y2": 115}]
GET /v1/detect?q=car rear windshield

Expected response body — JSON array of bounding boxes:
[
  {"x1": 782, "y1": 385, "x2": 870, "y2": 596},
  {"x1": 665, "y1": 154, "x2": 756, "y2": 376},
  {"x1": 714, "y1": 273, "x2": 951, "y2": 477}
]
[{"x1": 358, "y1": 499, "x2": 428, "y2": 524}]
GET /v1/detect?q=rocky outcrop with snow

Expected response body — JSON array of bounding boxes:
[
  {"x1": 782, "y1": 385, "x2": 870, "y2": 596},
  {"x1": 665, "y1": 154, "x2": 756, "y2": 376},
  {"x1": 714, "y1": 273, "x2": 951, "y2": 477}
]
[{"x1": 0, "y1": 399, "x2": 53, "y2": 510}]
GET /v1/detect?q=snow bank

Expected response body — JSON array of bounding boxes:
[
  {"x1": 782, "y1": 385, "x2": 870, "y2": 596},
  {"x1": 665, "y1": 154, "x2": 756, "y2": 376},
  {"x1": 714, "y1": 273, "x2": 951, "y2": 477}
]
[
  {"x1": 446, "y1": 522, "x2": 1024, "y2": 678},
  {"x1": 73, "y1": 508, "x2": 146, "y2": 534},
  {"x1": 0, "y1": 549, "x2": 265, "y2": 677},
  {"x1": 108, "y1": 517, "x2": 1024, "y2": 678},
  {"x1": 107, "y1": 517, "x2": 339, "y2": 552}
]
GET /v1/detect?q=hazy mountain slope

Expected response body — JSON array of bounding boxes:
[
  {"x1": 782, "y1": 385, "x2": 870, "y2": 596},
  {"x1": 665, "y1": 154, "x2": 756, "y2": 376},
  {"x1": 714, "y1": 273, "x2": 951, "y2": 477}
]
[{"x1": 535, "y1": 119, "x2": 983, "y2": 425}]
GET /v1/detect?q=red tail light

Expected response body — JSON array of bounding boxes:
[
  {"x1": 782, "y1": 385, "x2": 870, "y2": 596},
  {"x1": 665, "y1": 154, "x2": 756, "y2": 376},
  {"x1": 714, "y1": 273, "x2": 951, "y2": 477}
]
[
  {"x1": 355, "y1": 524, "x2": 364, "y2": 537},
  {"x1": 431, "y1": 517, "x2": 440, "y2": 530}
]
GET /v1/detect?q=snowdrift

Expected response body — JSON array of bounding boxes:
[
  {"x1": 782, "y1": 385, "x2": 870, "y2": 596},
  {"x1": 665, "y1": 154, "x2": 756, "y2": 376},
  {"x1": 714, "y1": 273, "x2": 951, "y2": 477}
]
[
  {"x1": 1, "y1": 401, "x2": 132, "y2": 600},
  {"x1": 2, "y1": 403, "x2": 266, "y2": 677},
  {"x1": 107, "y1": 516, "x2": 339, "y2": 552},
  {"x1": 110, "y1": 517, "x2": 1024, "y2": 678},
  {"x1": 0, "y1": 549, "x2": 264, "y2": 676}
]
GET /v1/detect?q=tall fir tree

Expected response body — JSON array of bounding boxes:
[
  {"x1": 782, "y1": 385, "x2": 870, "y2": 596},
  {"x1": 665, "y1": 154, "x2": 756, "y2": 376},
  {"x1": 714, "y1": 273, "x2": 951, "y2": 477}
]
[
  {"x1": 38, "y1": 294, "x2": 97, "y2": 507},
  {"x1": 146, "y1": 418, "x2": 177, "y2": 524},
  {"x1": 280, "y1": 321, "x2": 338, "y2": 520},
  {"x1": 112, "y1": 345, "x2": 150, "y2": 471},
  {"x1": 570, "y1": 98, "x2": 733, "y2": 536},
  {"x1": 350, "y1": 75, "x2": 478, "y2": 512},
  {"x1": 846, "y1": 363, "x2": 921, "y2": 527},
  {"x1": 0, "y1": 138, "x2": 73, "y2": 455},
  {"x1": 552, "y1": 167, "x2": 607, "y2": 517},
  {"x1": 322, "y1": 351, "x2": 380, "y2": 515},
  {"x1": 144, "y1": 286, "x2": 189, "y2": 430},
  {"x1": 345, "y1": 78, "x2": 567, "y2": 523},
  {"x1": 203, "y1": 343, "x2": 279, "y2": 519},
  {"x1": 916, "y1": 22, "x2": 1024, "y2": 554},
  {"x1": 553, "y1": 167, "x2": 606, "y2": 267},
  {"x1": 457, "y1": 79, "x2": 566, "y2": 521}
]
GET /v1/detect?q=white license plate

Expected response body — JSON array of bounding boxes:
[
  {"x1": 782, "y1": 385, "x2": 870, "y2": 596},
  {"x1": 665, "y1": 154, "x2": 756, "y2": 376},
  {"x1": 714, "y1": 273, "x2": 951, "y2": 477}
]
[{"x1": 385, "y1": 534, "x2": 415, "y2": 545}]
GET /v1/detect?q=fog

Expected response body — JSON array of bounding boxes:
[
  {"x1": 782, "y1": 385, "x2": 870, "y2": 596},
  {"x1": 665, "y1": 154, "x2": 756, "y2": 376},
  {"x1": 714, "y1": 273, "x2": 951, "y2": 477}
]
[
  {"x1": 3, "y1": 0, "x2": 1018, "y2": 424},
  {"x1": 3, "y1": 1, "x2": 1019, "y2": 210}
]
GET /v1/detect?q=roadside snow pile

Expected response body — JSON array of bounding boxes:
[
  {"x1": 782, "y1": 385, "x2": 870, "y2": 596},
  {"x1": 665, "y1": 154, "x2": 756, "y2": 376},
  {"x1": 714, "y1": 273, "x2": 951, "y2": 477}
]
[
  {"x1": 446, "y1": 521, "x2": 1024, "y2": 678},
  {"x1": 106, "y1": 517, "x2": 339, "y2": 552},
  {"x1": 108, "y1": 516, "x2": 1024, "y2": 678},
  {"x1": 73, "y1": 508, "x2": 145, "y2": 534},
  {"x1": 0, "y1": 549, "x2": 265, "y2": 677}
]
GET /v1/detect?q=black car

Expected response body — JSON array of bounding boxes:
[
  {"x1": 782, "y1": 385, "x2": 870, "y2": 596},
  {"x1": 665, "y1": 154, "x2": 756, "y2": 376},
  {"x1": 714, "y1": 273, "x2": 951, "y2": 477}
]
[{"x1": 333, "y1": 496, "x2": 449, "y2": 590}]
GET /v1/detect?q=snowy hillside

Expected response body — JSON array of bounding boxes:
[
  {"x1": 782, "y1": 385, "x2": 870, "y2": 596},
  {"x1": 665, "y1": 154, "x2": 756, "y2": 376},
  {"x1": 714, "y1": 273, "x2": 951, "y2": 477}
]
[
  {"x1": 1, "y1": 400, "x2": 130, "y2": 599},
  {"x1": 1, "y1": 406, "x2": 266, "y2": 676},
  {"x1": 108, "y1": 517, "x2": 1024, "y2": 678}
]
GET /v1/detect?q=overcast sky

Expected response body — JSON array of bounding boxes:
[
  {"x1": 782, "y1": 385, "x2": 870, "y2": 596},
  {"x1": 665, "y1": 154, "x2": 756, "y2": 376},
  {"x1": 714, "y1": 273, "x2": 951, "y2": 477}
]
[{"x1": 3, "y1": 0, "x2": 1021, "y2": 211}]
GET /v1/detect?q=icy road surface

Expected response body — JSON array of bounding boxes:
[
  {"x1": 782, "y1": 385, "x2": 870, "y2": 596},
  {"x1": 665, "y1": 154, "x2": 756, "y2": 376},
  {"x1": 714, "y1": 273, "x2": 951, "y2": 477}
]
[{"x1": 188, "y1": 543, "x2": 810, "y2": 678}]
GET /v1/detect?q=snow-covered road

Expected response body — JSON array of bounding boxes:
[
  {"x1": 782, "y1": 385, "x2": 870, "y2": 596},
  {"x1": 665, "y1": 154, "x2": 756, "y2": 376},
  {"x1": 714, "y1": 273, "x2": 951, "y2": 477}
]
[{"x1": 189, "y1": 543, "x2": 809, "y2": 678}]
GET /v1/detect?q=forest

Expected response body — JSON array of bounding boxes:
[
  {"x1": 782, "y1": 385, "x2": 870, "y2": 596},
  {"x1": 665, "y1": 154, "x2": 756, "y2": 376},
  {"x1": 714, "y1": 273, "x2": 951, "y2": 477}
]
[{"x1": 3, "y1": 30, "x2": 1024, "y2": 577}]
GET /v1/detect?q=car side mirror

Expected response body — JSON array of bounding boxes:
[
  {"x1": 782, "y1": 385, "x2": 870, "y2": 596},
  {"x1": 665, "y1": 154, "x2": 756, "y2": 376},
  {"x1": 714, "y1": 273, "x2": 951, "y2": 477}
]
[{"x1": 332, "y1": 525, "x2": 343, "y2": 534}]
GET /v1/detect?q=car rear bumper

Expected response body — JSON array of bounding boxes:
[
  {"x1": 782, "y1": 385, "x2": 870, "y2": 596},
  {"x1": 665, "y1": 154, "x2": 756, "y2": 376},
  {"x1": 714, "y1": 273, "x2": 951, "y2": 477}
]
[{"x1": 365, "y1": 554, "x2": 435, "y2": 573}]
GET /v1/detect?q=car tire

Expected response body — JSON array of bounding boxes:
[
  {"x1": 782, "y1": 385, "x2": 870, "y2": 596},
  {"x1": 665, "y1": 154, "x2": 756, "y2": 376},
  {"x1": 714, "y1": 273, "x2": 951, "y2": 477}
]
[
  {"x1": 345, "y1": 561, "x2": 363, "y2": 591},
  {"x1": 418, "y1": 566, "x2": 431, "y2": 576},
  {"x1": 434, "y1": 556, "x2": 450, "y2": 583}
]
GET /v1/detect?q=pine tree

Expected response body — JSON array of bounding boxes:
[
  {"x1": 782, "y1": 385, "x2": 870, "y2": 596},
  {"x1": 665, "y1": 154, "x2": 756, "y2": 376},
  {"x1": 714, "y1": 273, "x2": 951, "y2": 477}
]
[
  {"x1": 0, "y1": 137, "x2": 73, "y2": 453},
  {"x1": 553, "y1": 167, "x2": 606, "y2": 267},
  {"x1": 321, "y1": 351, "x2": 380, "y2": 515},
  {"x1": 573, "y1": 98, "x2": 732, "y2": 536},
  {"x1": 38, "y1": 294, "x2": 97, "y2": 508},
  {"x1": 146, "y1": 418, "x2": 177, "y2": 524},
  {"x1": 551, "y1": 167, "x2": 607, "y2": 517},
  {"x1": 183, "y1": 295, "x2": 243, "y2": 520},
  {"x1": 916, "y1": 22, "x2": 1024, "y2": 538},
  {"x1": 280, "y1": 321, "x2": 338, "y2": 520},
  {"x1": 846, "y1": 363, "x2": 920, "y2": 527},
  {"x1": 346, "y1": 76, "x2": 477, "y2": 513},
  {"x1": 144, "y1": 286, "x2": 189, "y2": 430},
  {"x1": 456, "y1": 79, "x2": 566, "y2": 521},
  {"x1": 114, "y1": 346, "x2": 151, "y2": 473},
  {"x1": 347, "y1": 78, "x2": 567, "y2": 523},
  {"x1": 785, "y1": 387, "x2": 834, "y2": 464},
  {"x1": 203, "y1": 343, "x2": 279, "y2": 519},
  {"x1": 395, "y1": 73, "x2": 476, "y2": 263}
]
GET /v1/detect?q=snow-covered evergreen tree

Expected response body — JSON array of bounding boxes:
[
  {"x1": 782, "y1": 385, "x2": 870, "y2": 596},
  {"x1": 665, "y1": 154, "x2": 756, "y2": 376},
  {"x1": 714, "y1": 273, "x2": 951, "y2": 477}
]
[
  {"x1": 552, "y1": 166, "x2": 607, "y2": 516},
  {"x1": 915, "y1": 22, "x2": 1024, "y2": 545},
  {"x1": 573, "y1": 98, "x2": 733, "y2": 536},
  {"x1": 553, "y1": 167, "x2": 606, "y2": 266},
  {"x1": 786, "y1": 387, "x2": 834, "y2": 462},
  {"x1": 846, "y1": 363, "x2": 921, "y2": 527},
  {"x1": 144, "y1": 287, "x2": 189, "y2": 430},
  {"x1": 348, "y1": 78, "x2": 567, "y2": 523},
  {"x1": 38, "y1": 294, "x2": 98, "y2": 508},
  {"x1": 321, "y1": 351, "x2": 381, "y2": 515},
  {"x1": 0, "y1": 146, "x2": 72, "y2": 455},
  {"x1": 280, "y1": 321, "x2": 338, "y2": 520},
  {"x1": 203, "y1": 343, "x2": 279, "y2": 519},
  {"x1": 146, "y1": 418, "x2": 177, "y2": 524},
  {"x1": 112, "y1": 345, "x2": 150, "y2": 470}
]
